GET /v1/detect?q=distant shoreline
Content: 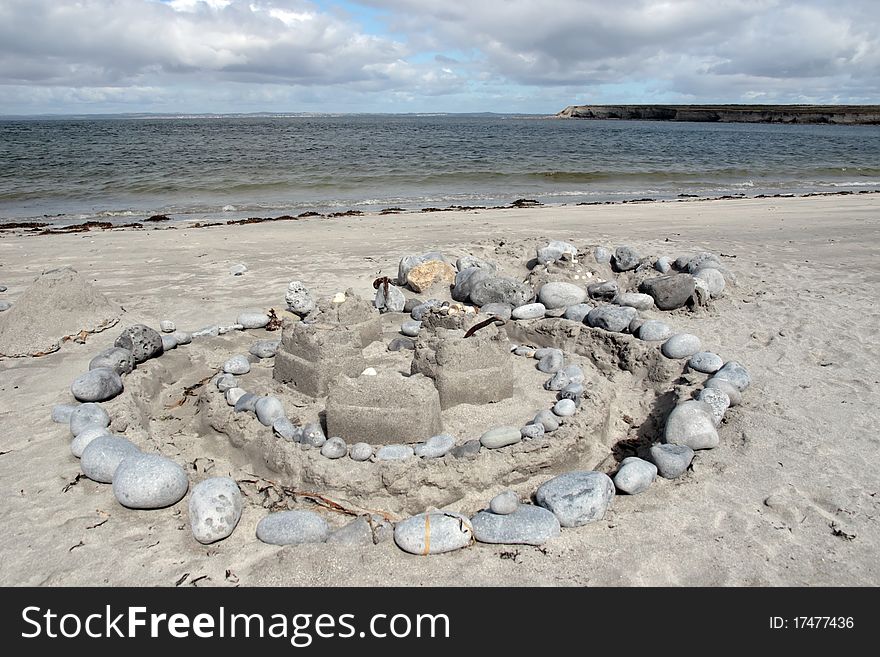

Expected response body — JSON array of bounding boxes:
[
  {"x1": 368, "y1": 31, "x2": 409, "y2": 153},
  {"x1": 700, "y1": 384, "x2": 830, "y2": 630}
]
[{"x1": 557, "y1": 104, "x2": 880, "y2": 125}]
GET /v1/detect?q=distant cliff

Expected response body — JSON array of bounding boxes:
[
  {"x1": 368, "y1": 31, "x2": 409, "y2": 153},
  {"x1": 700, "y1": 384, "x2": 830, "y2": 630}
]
[{"x1": 556, "y1": 104, "x2": 880, "y2": 125}]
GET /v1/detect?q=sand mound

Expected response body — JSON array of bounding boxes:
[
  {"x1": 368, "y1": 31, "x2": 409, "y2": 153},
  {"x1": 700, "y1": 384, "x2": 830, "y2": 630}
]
[{"x1": 0, "y1": 266, "x2": 121, "y2": 357}]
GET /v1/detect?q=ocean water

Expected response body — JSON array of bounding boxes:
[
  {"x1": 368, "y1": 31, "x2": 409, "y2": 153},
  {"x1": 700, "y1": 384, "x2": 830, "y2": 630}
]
[{"x1": 1, "y1": 114, "x2": 879, "y2": 225}]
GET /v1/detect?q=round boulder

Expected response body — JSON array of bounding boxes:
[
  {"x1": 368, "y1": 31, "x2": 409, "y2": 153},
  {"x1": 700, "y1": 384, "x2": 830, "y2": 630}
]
[
  {"x1": 114, "y1": 324, "x2": 163, "y2": 363},
  {"x1": 112, "y1": 453, "x2": 189, "y2": 509}
]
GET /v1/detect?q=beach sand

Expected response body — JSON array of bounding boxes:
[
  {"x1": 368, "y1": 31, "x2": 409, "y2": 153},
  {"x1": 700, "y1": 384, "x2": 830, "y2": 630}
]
[{"x1": 0, "y1": 194, "x2": 878, "y2": 586}]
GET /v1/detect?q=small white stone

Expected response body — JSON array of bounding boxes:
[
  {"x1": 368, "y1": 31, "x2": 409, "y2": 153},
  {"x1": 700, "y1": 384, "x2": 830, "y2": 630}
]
[
  {"x1": 362, "y1": 367, "x2": 377, "y2": 376},
  {"x1": 332, "y1": 292, "x2": 346, "y2": 303},
  {"x1": 159, "y1": 320, "x2": 175, "y2": 333}
]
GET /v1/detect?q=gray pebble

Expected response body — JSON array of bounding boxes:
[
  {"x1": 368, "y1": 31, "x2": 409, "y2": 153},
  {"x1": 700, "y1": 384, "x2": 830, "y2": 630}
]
[
  {"x1": 272, "y1": 417, "x2": 301, "y2": 442},
  {"x1": 414, "y1": 434, "x2": 456, "y2": 458},
  {"x1": 113, "y1": 453, "x2": 188, "y2": 509},
  {"x1": 512, "y1": 302, "x2": 546, "y2": 320},
  {"x1": 614, "y1": 292, "x2": 654, "y2": 311},
  {"x1": 563, "y1": 303, "x2": 593, "y2": 322},
  {"x1": 479, "y1": 303, "x2": 512, "y2": 320},
  {"x1": 223, "y1": 354, "x2": 251, "y2": 375},
  {"x1": 114, "y1": 324, "x2": 163, "y2": 363},
  {"x1": 233, "y1": 392, "x2": 258, "y2": 413},
  {"x1": 256, "y1": 510, "x2": 330, "y2": 545},
  {"x1": 327, "y1": 515, "x2": 393, "y2": 546},
  {"x1": 89, "y1": 347, "x2": 135, "y2": 376},
  {"x1": 593, "y1": 246, "x2": 611, "y2": 264},
  {"x1": 401, "y1": 320, "x2": 422, "y2": 337},
  {"x1": 0, "y1": 285, "x2": 6, "y2": 292},
  {"x1": 489, "y1": 490, "x2": 520, "y2": 515},
  {"x1": 697, "y1": 387, "x2": 730, "y2": 425},
  {"x1": 160, "y1": 334, "x2": 177, "y2": 351},
  {"x1": 81, "y1": 436, "x2": 139, "y2": 483},
  {"x1": 533, "y1": 410, "x2": 560, "y2": 432},
  {"x1": 534, "y1": 347, "x2": 562, "y2": 359},
  {"x1": 664, "y1": 400, "x2": 719, "y2": 449},
  {"x1": 613, "y1": 246, "x2": 640, "y2": 271},
  {"x1": 452, "y1": 266, "x2": 491, "y2": 303},
  {"x1": 229, "y1": 263, "x2": 248, "y2": 276},
  {"x1": 171, "y1": 330, "x2": 192, "y2": 345},
  {"x1": 536, "y1": 471, "x2": 615, "y2": 527},
  {"x1": 538, "y1": 282, "x2": 587, "y2": 309},
  {"x1": 649, "y1": 444, "x2": 694, "y2": 479},
  {"x1": 159, "y1": 320, "x2": 175, "y2": 333},
  {"x1": 70, "y1": 426, "x2": 112, "y2": 458},
  {"x1": 661, "y1": 333, "x2": 702, "y2": 359},
  {"x1": 638, "y1": 320, "x2": 673, "y2": 342},
  {"x1": 349, "y1": 442, "x2": 373, "y2": 461},
  {"x1": 249, "y1": 339, "x2": 280, "y2": 359},
  {"x1": 70, "y1": 367, "x2": 124, "y2": 403},
  {"x1": 285, "y1": 281, "x2": 315, "y2": 316},
  {"x1": 321, "y1": 437, "x2": 348, "y2": 459},
  {"x1": 520, "y1": 423, "x2": 545, "y2": 440},
  {"x1": 688, "y1": 351, "x2": 723, "y2": 374},
  {"x1": 374, "y1": 282, "x2": 406, "y2": 313},
  {"x1": 376, "y1": 444, "x2": 415, "y2": 461},
  {"x1": 558, "y1": 382, "x2": 584, "y2": 404},
  {"x1": 237, "y1": 312, "x2": 270, "y2": 329},
  {"x1": 456, "y1": 255, "x2": 497, "y2": 274},
  {"x1": 704, "y1": 377, "x2": 742, "y2": 406},
  {"x1": 480, "y1": 426, "x2": 521, "y2": 449},
  {"x1": 69, "y1": 402, "x2": 110, "y2": 437},
  {"x1": 388, "y1": 337, "x2": 415, "y2": 351},
  {"x1": 301, "y1": 422, "x2": 326, "y2": 447},
  {"x1": 215, "y1": 373, "x2": 237, "y2": 392},
  {"x1": 255, "y1": 396, "x2": 284, "y2": 426},
  {"x1": 514, "y1": 345, "x2": 536, "y2": 357},
  {"x1": 587, "y1": 280, "x2": 619, "y2": 301},
  {"x1": 537, "y1": 351, "x2": 564, "y2": 373},
  {"x1": 51, "y1": 403, "x2": 78, "y2": 424},
  {"x1": 469, "y1": 276, "x2": 534, "y2": 308},
  {"x1": 393, "y1": 511, "x2": 473, "y2": 555},
  {"x1": 225, "y1": 387, "x2": 247, "y2": 406},
  {"x1": 0, "y1": 304, "x2": 7, "y2": 314},
  {"x1": 613, "y1": 457, "x2": 657, "y2": 494},
  {"x1": 472, "y1": 505, "x2": 561, "y2": 546},
  {"x1": 552, "y1": 399, "x2": 577, "y2": 417},
  {"x1": 189, "y1": 477, "x2": 242, "y2": 544},
  {"x1": 654, "y1": 256, "x2": 672, "y2": 273},
  {"x1": 713, "y1": 361, "x2": 751, "y2": 391},
  {"x1": 587, "y1": 305, "x2": 638, "y2": 332},
  {"x1": 694, "y1": 267, "x2": 726, "y2": 297},
  {"x1": 451, "y1": 439, "x2": 481, "y2": 459}
]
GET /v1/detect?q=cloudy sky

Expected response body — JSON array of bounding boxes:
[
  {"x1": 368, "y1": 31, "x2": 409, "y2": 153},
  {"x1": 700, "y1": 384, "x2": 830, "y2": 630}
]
[{"x1": 0, "y1": 0, "x2": 877, "y2": 114}]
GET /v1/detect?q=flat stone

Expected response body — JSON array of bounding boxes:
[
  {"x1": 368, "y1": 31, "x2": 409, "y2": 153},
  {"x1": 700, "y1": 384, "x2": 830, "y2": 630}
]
[
  {"x1": 69, "y1": 402, "x2": 110, "y2": 437},
  {"x1": 552, "y1": 399, "x2": 577, "y2": 416},
  {"x1": 272, "y1": 417, "x2": 301, "y2": 441},
  {"x1": 51, "y1": 403, "x2": 78, "y2": 424},
  {"x1": 321, "y1": 437, "x2": 347, "y2": 459},
  {"x1": 70, "y1": 426, "x2": 112, "y2": 458},
  {"x1": 479, "y1": 303, "x2": 513, "y2": 320},
  {"x1": 533, "y1": 410, "x2": 560, "y2": 432},
  {"x1": 512, "y1": 302, "x2": 546, "y2": 320},
  {"x1": 637, "y1": 320, "x2": 673, "y2": 342},
  {"x1": 71, "y1": 367, "x2": 123, "y2": 403},
  {"x1": 697, "y1": 387, "x2": 730, "y2": 425},
  {"x1": 480, "y1": 426, "x2": 521, "y2": 449},
  {"x1": 587, "y1": 305, "x2": 638, "y2": 332},
  {"x1": 694, "y1": 267, "x2": 726, "y2": 297},
  {"x1": 113, "y1": 453, "x2": 188, "y2": 509},
  {"x1": 714, "y1": 360, "x2": 751, "y2": 391},
  {"x1": 688, "y1": 351, "x2": 723, "y2": 374},
  {"x1": 654, "y1": 256, "x2": 672, "y2": 273},
  {"x1": 489, "y1": 490, "x2": 520, "y2": 515},
  {"x1": 189, "y1": 477, "x2": 242, "y2": 544},
  {"x1": 520, "y1": 423, "x2": 545, "y2": 440},
  {"x1": 349, "y1": 442, "x2": 373, "y2": 461},
  {"x1": 472, "y1": 505, "x2": 561, "y2": 546},
  {"x1": 613, "y1": 457, "x2": 657, "y2": 494},
  {"x1": 388, "y1": 337, "x2": 415, "y2": 351},
  {"x1": 664, "y1": 400, "x2": 719, "y2": 449},
  {"x1": 451, "y1": 439, "x2": 481, "y2": 459},
  {"x1": 538, "y1": 282, "x2": 587, "y2": 309},
  {"x1": 192, "y1": 325, "x2": 219, "y2": 338},
  {"x1": 237, "y1": 312, "x2": 270, "y2": 329},
  {"x1": 89, "y1": 347, "x2": 135, "y2": 375},
  {"x1": 285, "y1": 281, "x2": 315, "y2": 316},
  {"x1": 160, "y1": 334, "x2": 177, "y2": 351},
  {"x1": 401, "y1": 320, "x2": 422, "y2": 337},
  {"x1": 374, "y1": 282, "x2": 406, "y2": 313},
  {"x1": 159, "y1": 320, "x2": 175, "y2": 333},
  {"x1": 587, "y1": 280, "x2": 619, "y2": 301},
  {"x1": 639, "y1": 274, "x2": 695, "y2": 310},
  {"x1": 114, "y1": 324, "x2": 163, "y2": 363},
  {"x1": 406, "y1": 260, "x2": 455, "y2": 293},
  {"x1": 393, "y1": 511, "x2": 473, "y2": 555},
  {"x1": 81, "y1": 436, "x2": 139, "y2": 483},
  {"x1": 649, "y1": 443, "x2": 694, "y2": 479},
  {"x1": 256, "y1": 510, "x2": 330, "y2": 545},
  {"x1": 662, "y1": 333, "x2": 702, "y2": 359},
  {"x1": 563, "y1": 303, "x2": 593, "y2": 322},
  {"x1": 414, "y1": 434, "x2": 456, "y2": 458},
  {"x1": 327, "y1": 515, "x2": 393, "y2": 546},
  {"x1": 536, "y1": 471, "x2": 615, "y2": 527},
  {"x1": 614, "y1": 292, "x2": 654, "y2": 311},
  {"x1": 249, "y1": 340, "x2": 281, "y2": 359},
  {"x1": 376, "y1": 444, "x2": 415, "y2": 461},
  {"x1": 223, "y1": 354, "x2": 251, "y2": 375},
  {"x1": 469, "y1": 276, "x2": 534, "y2": 308},
  {"x1": 254, "y1": 396, "x2": 284, "y2": 426},
  {"x1": 704, "y1": 377, "x2": 742, "y2": 406},
  {"x1": 301, "y1": 422, "x2": 326, "y2": 447},
  {"x1": 171, "y1": 330, "x2": 192, "y2": 345}
]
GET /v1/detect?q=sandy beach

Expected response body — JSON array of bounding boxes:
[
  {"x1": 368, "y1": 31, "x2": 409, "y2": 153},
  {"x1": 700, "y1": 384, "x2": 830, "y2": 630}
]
[{"x1": 1, "y1": 193, "x2": 878, "y2": 587}]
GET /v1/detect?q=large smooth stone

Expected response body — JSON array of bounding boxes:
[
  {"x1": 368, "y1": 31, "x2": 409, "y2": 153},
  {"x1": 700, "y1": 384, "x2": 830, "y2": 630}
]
[
  {"x1": 285, "y1": 281, "x2": 315, "y2": 316},
  {"x1": 254, "y1": 396, "x2": 284, "y2": 426},
  {"x1": 470, "y1": 276, "x2": 534, "y2": 308},
  {"x1": 654, "y1": 256, "x2": 672, "y2": 273},
  {"x1": 536, "y1": 240, "x2": 577, "y2": 265},
  {"x1": 223, "y1": 354, "x2": 251, "y2": 375},
  {"x1": 533, "y1": 410, "x2": 560, "y2": 432},
  {"x1": 489, "y1": 490, "x2": 520, "y2": 515},
  {"x1": 664, "y1": 400, "x2": 719, "y2": 449},
  {"x1": 538, "y1": 282, "x2": 587, "y2": 309},
  {"x1": 51, "y1": 403, "x2": 78, "y2": 424},
  {"x1": 256, "y1": 510, "x2": 330, "y2": 545},
  {"x1": 563, "y1": 304, "x2": 593, "y2": 322},
  {"x1": 471, "y1": 505, "x2": 561, "y2": 546},
  {"x1": 114, "y1": 324, "x2": 163, "y2": 363},
  {"x1": 397, "y1": 252, "x2": 445, "y2": 285},
  {"x1": 69, "y1": 402, "x2": 110, "y2": 437},
  {"x1": 587, "y1": 305, "x2": 638, "y2": 332},
  {"x1": 406, "y1": 260, "x2": 455, "y2": 293},
  {"x1": 301, "y1": 422, "x2": 326, "y2": 447},
  {"x1": 70, "y1": 367, "x2": 123, "y2": 402},
  {"x1": 349, "y1": 442, "x2": 373, "y2": 461},
  {"x1": 536, "y1": 471, "x2": 615, "y2": 527},
  {"x1": 414, "y1": 434, "x2": 456, "y2": 458},
  {"x1": 480, "y1": 426, "x2": 521, "y2": 449},
  {"x1": 694, "y1": 267, "x2": 726, "y2": 297},
  {"x1": 81, "y1": 436, "x2": 139, "y2": 483},
  {"x1": 512, "y1": 303, "x2": 546, "y2": 320},
  {"x1": 614, "y1": 292, "x2": 654, "y2": 311},
  {"x1": 249, "y1": 339, "x2": 280, "y2": 359},
  {"x1": 237, "y1": 312, "x2": 270, "y2": 329},
  {"x1": 697, "y1": 387, "x2": 730, "y2": 425},
  {"x1": 112, "y1": 453, "x2": 189, "y2": 509},
  {"x1": 713, "y1": 361, "x2": 751, "y2": 391},
  {"x1": 612, "y1": 246, "x2": 641, "y2": 271},
  {"x1": 456, "y1": 256, "x2": 496, "y2": 274},
  {"x1": 649, "y1": 443, "x2": 694, "y2": 479},
  {"x1": 639, "y1": 274, "x2": 695, "y2": 310},
  {"x1": 393, "y1": 511, "x2": 473, "y2": 555},
  {"x1": 161, "y1": 334, "x2": 177, "y2": 351},
  {"x1": 189, "y1": 477, "x2": 242, "y2": 544},
  {"x1": 688, "y1": 351, "x2": 723, "y2": 374},
  {"x1": 452, "y1": 266, "x2": 491, "y2": 302},
  {"x1": 171, "y1": 330, "x2": 192, "y2": 345},
  {"x1": 637, "y1": 319, "x2": 673, "y2": 341},
  {"x1": 321, "y1": 437, "x2": 348, "y2": 459},
  {"x1": 613, "y1": 457, "x2": 657, "y2": 494},
  {"x1": 89, "y1": 347, "x2": 135, "y2": 375},
  {"x1": 401, "y1": 320, "x2": 422, "y2": 336},
  {"x1": 70, "y1": 427, "x2": 112, "y2": 458},
  {"x1": 376, "y1": 444, "x2": 415, "y2": 461},
  {"x1": 661, "y1": 333, "x2": 702, "y2": 359},
  {"x1": 374, "y1": 283, "x2": 406, "y2": 313}
]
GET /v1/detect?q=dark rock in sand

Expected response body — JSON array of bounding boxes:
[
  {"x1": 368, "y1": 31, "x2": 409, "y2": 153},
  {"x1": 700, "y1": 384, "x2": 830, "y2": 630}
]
[
  {"x1": 115, "y1": 324, "x2": 163, "y2": 363},
  {"x1": 639, "y1": 274, "x2": 695, "y2": 310}
]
